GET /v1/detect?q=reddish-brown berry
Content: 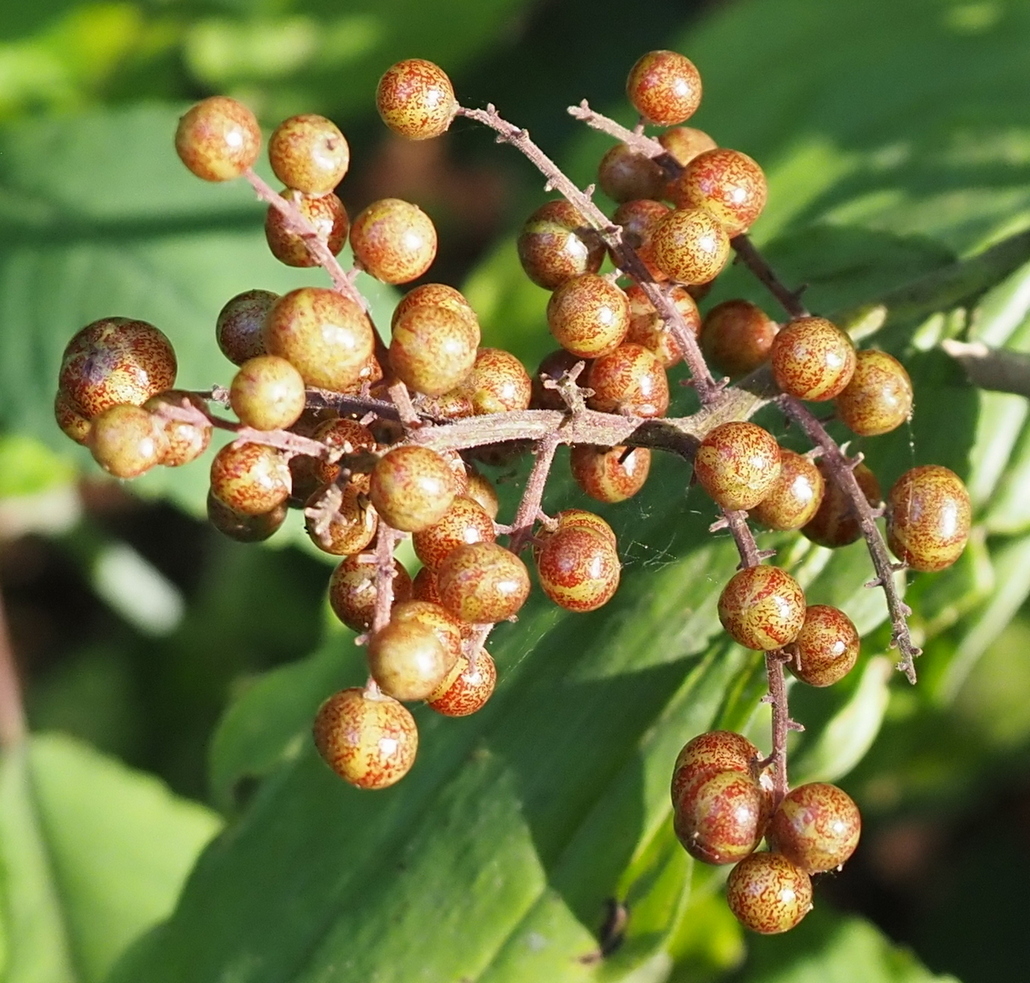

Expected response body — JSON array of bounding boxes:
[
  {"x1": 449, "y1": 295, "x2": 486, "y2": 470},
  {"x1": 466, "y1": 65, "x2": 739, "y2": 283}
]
[
  {"x1": 174, "y1": 96, "x2": 260, "y2": 182},
  {"x1": 701, "y1": 300, "x2": 779, "y2": 377},
  {"x1": 376, "y1": 59, "x2": 457, "y2": 140},
  {"x1": 350, "y1": 198, "x2": 437, "y2": 284},
  {"x1": 265, "y1": 189, "x2": 348, "y2": 267},
  {"x1": 412, "y1": 495, "x2": 496, "y2": 572},
  {"x1": 586, "y1": 344, "x2": 669, "y2": 418},
  {"x1": 210, "y1": 442, "x2": 291, "y2": 516},
  {"x1": 304, "y1": 485, "x2": 378, "y2": 556},
  {"x1": 651, "y1": 207, "x2": 730, "y2": 284},
  {"x1": 673, "y1": 148, "x2": 767, "y2": 236},
  {"x1": 718, "y1": 565, "x2": 806, "y2": 651},
  {"x1": 531, "y1": 349, "x2": 585, "y2": 411},
  {"x1": 369, "y1": 445, "x2": 459, "y2": 533},
  {"x1": 310, "y1": 418, "x2": 376, "y2": 487},
  {"x1": 624, "y1": 283, "x2": 698, "y2": 368},
  {"x1": 553, "y1": 509, "x2": 617, "y2": 546},
  {"x1": 767, "y1": 783, "x2": 861, "y2": 874},
  {"x1": 658, "y1": 126, "x2": 717, "y2": 168},
  {"x1": 462, "y1": 349, "x2": 532, "y2": 414},
  {"x1": 750, "y1": 449, "x2": 825, "y2": 531},
  {"x1": 671, "y1": 730, "x2": 762, "y2": 806},
  {"x1": 535, "y1": 526, "x2": 620, "y2": 612},
  {"x1": 207, "y1": 491, "x2": 287, "y2": 542},
  {"x1": 626, "y1": 50, "x2": 702, "y2": 126},
  {"x1": 546, "y1": 274, "x2": 630, "y2": 359},
  {"x1": 597, "y1": 143, "x2": 666, "y2": 202},
  {"x1": 570, "y1": 444, "x2": 651, "y2": 503},
  {"x1": 436, "y1": 542, "x2": 530, "y2": 623},
  {"x1": 427, "y1": 649, "x2": 497, "y2": 717},
  {"x1": 517, "y1": 201, "x2": 605, "y2": 290},
  {"x1": 216, "y1": 289, "x2": 275, "y2": 365},
  {"x1": 726, "y1": 852, "x2": 812, "y2": 934},
  {"x1": 836, "y1": 349, "x2": 914, "y2": 436},
  {"x1": 674, "y1": 770, "x2": 769, "y2": 865},
  {"x1": 87, "y1": 404, "x2": 168, "y2": 478},
  {"x1": 886, "y1": 465, "x2": 971, "y2": 572},
  {"x1": 771, "y1": 317, "x2": 856, "y2": 401},
  {"x1": 694, "y1": 421, "x2": 781, "y2": 511},
  {"x1": 392, "y1": 283, "x2": 478, "y2": 332},
  {"x1": 788, "y1": 605, "x2": 860, "y2": 687},
  {"x1": 389, "y1": 303, "x2": 478, "y2": 396},
  {"x1": 328, "y1": 554, "x2": 412, "y2": 633},
  {"x1": 143, "y1": 390, "x2": 212, "y2": 467},
  {"x1": 613, "y1": 198, "x2": 672, "y2": 281},
  {"x1": 268, "y1": 114, "x2": 350, "y2": 194},
  {"x1": 802, "y1": 461, "x2": 882, "y2": 549},
  {"x1": 54, "y1": 389, "x2": 91, "y2": 445}
]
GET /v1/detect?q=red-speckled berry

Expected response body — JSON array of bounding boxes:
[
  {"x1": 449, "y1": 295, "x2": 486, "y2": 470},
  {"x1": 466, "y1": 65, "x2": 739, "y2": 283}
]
[
  {"x1": 547, "y1": 274, "x2": 630, "y2": 359},
  {"x1": 597, "y1": 143, "x2": 666, "y2": 202},
  {"x1": 328, "y1": 553, "x2": 412, "y2": 633},
  {"x1": 268, "y1": 114, "x2": 350, "y2": 194},
  {"x1": 767, "y1": 783, "x2": 861, "y2": 874},
  {"x1": 671, "y1": 730, "x2": 762, "y2": 806},
  {"x1": 726, "y1": 852, "x2": 812, "y2": 934},
  {"x1": 428, "y1": 649, "x2": 497, "y2": 717},
  {"x1": 613, "y1": 198, "x2": 672, "y2": 281},
  {"x1": 216, "y1": 289, "x2": 276, "y2": 365},
  {"x1": 517, "y1": 200, "x2": 605, "y2": 290},
  {"x1": 694, "y1": 421, "x2": 781, "y2": 511},
  {"x1": 369, "y1": 445, "x2": 458, "y2": 533},
  {"x1": 55, "y1": 389, "x2": 91, "y2": 445},
  {"x1": 389, "y1": 303, "x2": 478, "y2": 396},
  {"x1": 673, "y1": 148, "x2": 767, "y2": 236},
  {"x1": 265, "y1": 189, "x2": 348, "y2": 267},
  {"x1": 412, "y1": 565, "x2": 443, "y2": 605},
  {"x1": 350, "y1": 198, "x2": 437, "y2": 284},
  {"x1": 674, "y1": 770, "x2": 769, "y2": 865},
  {"x1": 313, "y1": 687, "x2": 417, "y2": 789},
  {"x1": 143, "y1": 390, "x2": 212, "y2": 467},
  {"x1": 624, "y1": 283, "x2": 698, "y2": 367},
  {"x1": 436, "y1": 542, "x2": 530, "y2": 623},
  {"x1": 570, "y1": 444, "x2": 651, "y2": 503},
  {"x1": 536, "y1": 526, "x2": 621, "y2": 612},
  {"x1": 802, "y1": 461, "x2": 881, "y2": 549},
  {"x1": 718, "y1": 565, "x2": 806, "y2": 651},
  {"x1": 390, "y1": 600, "x2": 465, "y2": 663},
  {"x1": 788, "y1": 605, "x2": 860, "y2": 687},
  {"x1": 586, "y1": 344, "x2": 669, "y2": 418},
  {"x1": 392, "y1": 283, "x2": 479, "y2": 332},
  {"x1": 207, "y1": 491, "x2": 287, "y2": 542},
  {"x1": 304, "y1": 484, "x2": 378, "y2": 556},
  {"x1": 413, "y1": 495, "x2": 496, "y2": 571},
  {"x1": 750, "y1": 450, "x2": 825, "y2": 531},
  {"x1": 701, "y1": 300, "x2": 779, "y2": 377},
  {"x1": 376, "y1": 59, "x2": 457, "y2": 140},
  {"x1": 626, "y1": 50, "x2": 702, "y2": 126},
  {"x1": 210, "y1": 442, "x2": 291, "y2": 516},
  {"x1": 311, "y1": 418, "x2": 376, "y2": 487},
  {"x1": 553, "y1": 508, "x2": 617, "y2": 546},
  {"x1": 651, "y1": 207, "x2": 730, "y2": 285},
  {"x1": 462, "y1": 348, "x2": 532, "y2": 414},
  {"x1": 886, "y1": 465, "x2": 971, "y2": 572},
  {"x1": 230, "y1": 355, "x2": 306, "y2": 431},
  {"x1": 367, "y1": 617, "x2": 453, "y2": 702},
  {"x1": 87, "y1": 404, "x2": 168, "y2": 478},
  {"x1": 60, "y1": 318, "x2": 177, "y2": 419},
  {"x1": 771, "y1": 317, "x2": 856, "y2": 401},
  {"x1": 836, "y1": 349, "x2": 914, "y2": 436},
  {"x1": 175, "y1": 96, "x2": 260, "y2": 182}
]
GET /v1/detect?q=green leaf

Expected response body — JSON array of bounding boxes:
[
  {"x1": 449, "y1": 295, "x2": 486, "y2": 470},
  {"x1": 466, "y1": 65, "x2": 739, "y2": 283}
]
[{"x1": 0, "y1": 734, "x2": 221, "y2": 983}]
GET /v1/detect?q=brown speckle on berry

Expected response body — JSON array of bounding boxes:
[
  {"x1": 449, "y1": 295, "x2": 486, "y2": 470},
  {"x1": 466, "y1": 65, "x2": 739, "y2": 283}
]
[
  {"x1": 626, "y1": 50, "x2": 702, "y2": 126},
  {"x1": 376, "y1": 59, "x2": 458, "y2": 140},
  {"x1": 886, "y1": 465, "x2": 971, "y2": 572},
  {"x1": 726, "y1": 852, "x2": 813, "y2": 934},
  {"x1": 175, "y1": 96, "x2": 260, "y2": 182},
  {"x1": 693, "y1": 421, "x2": 781, "y2": 512},
  {"x1": 718, "y1": 565, "x2": 806, "y2": 651}
]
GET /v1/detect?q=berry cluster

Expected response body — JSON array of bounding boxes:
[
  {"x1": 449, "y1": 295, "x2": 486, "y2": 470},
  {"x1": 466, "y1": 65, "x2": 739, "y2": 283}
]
[{"x1": 54, "y1": 51, "x2": 972, "y2": 937}]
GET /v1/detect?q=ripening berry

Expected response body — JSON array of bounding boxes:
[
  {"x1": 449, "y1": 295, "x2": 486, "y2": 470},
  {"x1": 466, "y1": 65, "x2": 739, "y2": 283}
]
[
  {"x1": 570, "y1": 444, "x2": 651, "y2": 503},
  {"x1": 304, "y1": 484, "x2": 378, "y2": 556},
  {"x1": 750, "y1": 449, "x2": 825, "y2": 531},
  {"x1": 436, "y1": 542, "x2": 530, "y2": 623},
  {"x1": 670, "y1": 730, "x2": 762, "y2": 806},
  {"x1": 718, "y1": 565, "x2": 806, "y2": 651},
  {"x1": 673, "y1": 770, "x2": 769, "y2": 865},
  {"x1": 376, "y1": 59, "x2": 458, "y2": 140},
  {"x1": 462, "y1": 349, "x2": 532, "y2": 414},
  {"x1": 886, "y1": 465, "x2": 971, "y2": 572},
  {"x1": 55, "y1": 389, "x2": 91, "y2": 445},
  {"x1": 613, "y1": 198, "x2": 672, "y2": 281},
  {"x1": 531, "y1": 349, "x2": 585, "y2": 411},
  {"x1": 367, "y1": 618, "x2": 453, "y2": 702},
  {"x1": 651, "y1": 207, "x2": 730, "y2": 285},
  {"x1": 836, "y1": 349, "x2": 914, "y2": 436},
  {"x1": 726, "y1": 852, "x2": 812, "y2": 934},
  {"x1": 535, "y1": 526, "x2": 621, "y2": 612},
  {"x1": 547, "y1": 274, "x2": 630, "y2": 359},
  {"x1": 694, "y1": 421, "x2": 781, "y2": 512},
  {"x1": 389, "y1": 303, "x2": 478, "y2": 396},
  {"x1": 767, "y1": 783, "x2": 861, "y2": 874},
  {"x1": 313, "y1": 687, "x2": 417, "y2": 789},
  {"x1": 392, "y1": 283, "x2": 479, "y2": 333},
  {"x1": 175, "y1": 96, "x2": 260, "y2": 181},
  {"x1": 268, "y1": 114, "x2": 350, "y2": 194},
  {"x1": 207, "y1": 490, "x2": 287, "y2": 542},
  {"x1": 802, "y1": 461, "x2": 881, "y2": 549},
  {"x1": 265, "y1": 189, "x2": 349, "y2": 267},
  {"x1": 466, "y1": 467, "x2": 500, "y2": 520},
  {"x1": 517, "y1": 200, "x2": 605, "y2": 290},
  {"x1": 311, "y1": 418, "x2": 376, "y2": 487},
  {"x1": 626, "y1": 50, "x2": 702, "y2": 126},
  {"x1": 264, "y1": 287, "x2": 374, "y2": 393},
  {"x1": 597, "y1": 143, "x2": 666, "y2": 202},
  {"x1": 701, "y1": 299, "x2": 779, "y2": 377},
  {"x1": 788, "y1": 605, "x2": 860, "y2": 687},
  {"x1": 412, "y1": 565, "x2": 443, "y2": 606},
  {"x1": 427, "y1": 649, "x2": 497, "y2": 717},
  {"x1": 143, "y1": 390, "x2": 212, "y2": 467},
  {"x1": 586, "y1": 344, "x2": 669, "y2": 418},
  {"x1": 771, "y1": 317, "x2": 856, "y2": 401},
  {"x1": 673, "y1": 148, "x2": 767, "y2": 236},
  {"x1": 328, "y1": 553, "x2": 412, "y2": 633},
  {"x1": 350, "y1": 198, "x2": 437, "y2": 284},
  {"x1": 369, "y1": 445, "x2": 459, "y2": 533},
  {"x1": 413, "y1": 495, "x2": 496, "y2": 571},
  {"x1": 553, "y1": 509, "x2": 617, "y2": 546},
  {"x1": 210, "y1": 441, "x2": 291, "y2": 516},
  {"x1": 230, "y1": 355, "x2": 307, "y2": 431},
  {"x1": 87, "y1": 404, "x2": 168, "y2": 478},
  {"x1": 658, "y1": 126, "x2": 717, "y2": 167},
  {"x1": 60, "y1": 318, "x2": 177, "y2": 419},
  {"x1": 418, "y1": 389, "x2": 475, "y2": 420},
  {"x1": 390, "y1": 600, "x2": 466, "y2": 664},
  {"x1": 624, "y1": 283, "x2": 698, "y2": 368},
  {"x1": 216, "y1": 289, "x2": 276, "y2": 365}
]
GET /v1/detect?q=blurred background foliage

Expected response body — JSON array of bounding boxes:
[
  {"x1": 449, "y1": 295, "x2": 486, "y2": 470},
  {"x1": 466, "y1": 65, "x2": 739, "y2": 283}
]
[{"x1": 2, "y1": 0, "x2": 1030, "y2": 981}]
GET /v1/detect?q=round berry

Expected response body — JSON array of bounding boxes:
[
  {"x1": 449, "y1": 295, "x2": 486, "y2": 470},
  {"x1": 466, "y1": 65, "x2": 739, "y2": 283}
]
[
  {"x1": 613, "y1": 198, "x2": 672, "y2": 281},
  {"x1": 673, "y1": 148, "x2": 767, "y2": 236},
  {"x1": 369, "y1": 445, "x2": 458, "y2": 533},
  {"x1": 350, "y1": 198, "x2": 437, "y2": 284},
  {"x1": 671, "y1": 730, "x2": 762, "y2": 806},
  {"x1": 651, "y1": 207, "x2": 730, "y2": 285},
  {"x1": 694, "y1": 421, "x2": 781, "y2": 512},
  {"x1": 310, "y1": 418, "x2": 376, "y2": 487},
  {"x1": 461, "y1": 349, "x2": 532, "y2": 414},
  {"x1": 517, "y1": 201, "x2": 605, "y2": 290},
  {"x1": 547, "y1": 274, "x2": 630, "y2": 359},
  {"x1": 535, "y1": 526, "x2": 621, "y2": 612},
  {"x1": 624, "y1": 283, "x2": 698, "y2": 368},
  {"x1": 305, "y1": 485, "x2": 378, "y2": 556},
  {"x1": 313, "y1": 687, "x2": 417, "y2": 789},
  {"x1": 673, "y1": 770, "x2": 769, "y2": 865},
  {"x1": 771, "y1": 316, "x2": 856, "y2": 401},
  {"x1": 392, "y1": 283, "x2": 478, "y2": 332},
  {"x1": 701, "y1": 300, "x2": 779, "y2": 377},
  {"x1": 54, "y1": 388, "x2": 91, "y2": 445},
  {"x1": 767, "y1": 783, "x2": 861, "y2": 874},
  {"x1": 802, "y1": 461, "x2": 882, "y2": 549},
  {"x1": 436, "y1": 542, "x2": 530, "y2": 624},
  {"x1": 376, "y1": 59, "x2": 457, "y2": 140},
  {"x1": 207, "y1": 491, "x2": 287, "y2": 542},
  {"x1": 718, "y1": 565, "x2": 806, "y2": 651},
  {"x1": 265, "y1": 189, "x2": 348, "y2": 267},
  {"x1": 658, "y1": 126, "x2": 717, "y2": 168},
  {"x1": 570, "y1": 444, "x2": 651, "y2": 503},
  {"x1": 216, "y1": 289, "x2": 275, "y2": 365},
  {"x1": 87, "y1": 404, "x2": 167, "y2": 478},
  {"x1": 726, "y1": 852, "x2": 812, "y2": 934},
  {"x1": 143, "y1": 390, "x2": 212, "y2": 467},
  {"x1": 389, "y1": 303, "x2": 478, "y2": 397},
  {"x1": 836, "y1": 349, "x2": 913, "y2": 436},
  {"x1": 413, "y1": 495, "x2": 496, "y2": 571},
  {"x1": 230, "y1": 355, "x2": 306, "y2": 431},
  {"x1": 788, "y1": 605, "x2": 860, "y2": 687},
  {"x1": 749, "y1": 449, "x2": 825, "y2": 531},
  {"x1": 552, "y1": 509, "x2": 617, "y2": 546},
  {"x1": 210, "y1": 441, "x2": 291, "y2": 516},
  {"x1": 886, "y1": 465, "x2": 971, "y2": 572},
  {"x1": 389, "y1": 600, "x2": 465, "y2": 662},
  {"x1": 626, "y1": 50, "x2": 702, "y2": 126},
  {"x1": 427, "y1": 649, "x2": 497, "y2": 717},
  {"x1": 328, "y1": 554, "x2": 412, "y2": 633},
  {"x1": 367, "y1": 618, "x2": 453, "y2": 702},
  {"x1": 597, "y1": 143, "x2": 666, "y2": 202},
  {"x1": 174, "y1": 96, "x2": 260, "y2": 182},
  {"x1": 268, "y1": 114, "x2": 350, "y2": 194},
  {"x1": 586, "y1": 344, "x2": 669, "y2": 418}
]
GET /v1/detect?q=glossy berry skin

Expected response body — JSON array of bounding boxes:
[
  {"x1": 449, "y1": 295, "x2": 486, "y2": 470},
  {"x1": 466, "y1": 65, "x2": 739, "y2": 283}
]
[
  {"x1": 305, "y1": 485, "x2": 378, "y2": 556},
  {"x1": 389, "y1": 304, "x2": 478, "y2": 396},
  {"x1": 886, "y1": 465, "x2": 971, "y2": 572},
  {"x1": 626, "y1": 50, "x2": 702, "y2": 126},
  {"x1": 390, "y1": 600, "x2": 465, "y2": 663},
  {"x1": 613, "y1": 198, "x2": 671, "y2": 281},
  {"x1": 789, "y1": 605, "x2": 860, "y2": 687},
  {"x1": 230, "y1": 355, "x2": 306, "y2": 431},
  {"x1": 436, "y1": 542, "x2": 530, "y2": 624},
  {"x1": 60, "y1": 318, "x2": 177, "y2": 419},
  {"x1": 313, "y1": 688, "x2": 417, "y2": 789},
  {"x1": 207, "y1": 491, "x2": 287, "y2": 543},
  {"x1": 771, "y1": 317, "x2": 856, "y2": 401},
  {"x1": 367, "y1": 618, "x2": 453, "y2": 702},
  {"x1": 767, "y1": 783, "x2": 861, "y2": 874},
  {"x1": 658, "y1": 126, "x2": 717, "y2": 167},
  {"x1": 174, "y1": 96, "x2": 260, "y2": 182},
  {"x1": 268, "y1": 114, "x2": 350, "y2": 194},
  {"x1": 694, "y1": 422, "x2": 781, "y2": 512},
  {"x1": 624, "y1": 283, "x2": 698, "y2": 367},
  {"x1": 586, "y1": 344, "x2": 669, "y2": 418},
  {"x1": 216, "y1": 289, "x2": 275, "y2": 365},
  {"x1": 535, "y1": 526, "x2": 621, "y2": 612},
  {"x1": 428, "y1": 649, "x2": 497, "y2": 717},
  {"x1": 673, "y1": 770, "x2": 769, "y2": 865},
  {"x1": 701, "y1": 300, "x2": 779, "y2": 377},
  {"x1": 350, "y1": 198, "x2": 437, "y2": 284},
  {"x1": 462, "y1": 349, "x2": 532, "y2": 414},
  {"x1": 570, "y1": 444, "x2": 651, "y2": 503},
  {"x1": 718, "y1": 565, "x2": 806, "y2": 651},
  {"x1": 392, "y1": 283, "x2": 478, "y2": 332},
  {"x1": 553, "y1": 508, "x2": 617, "y2": 546},
  {"x1": 674, "y1": 148, "x2": 767, "y2": 236},
  {"x1": 55, "y1": 389, "x2": 91, "y2": 445},
  {"x1": 750, "y1": 449, "x2": 825, "y2": 531},
  {"x1": 517, "y1": 200, "x2": 605, "y2": 290},
  {"x1": 328, "y1": 554, "x2": 412, "y2": 633},
  {"x1": 546, "y1": 274, "x2": 629, "y2": 359},
  {"x1": 597, "y1": 143, "x2": 665, "y2": 202},
  {"x1": 651, "y1": 207, "x2": 730, "y2": 285},
  {"x1": 369, "y1": 445, "x2": 458, "y2": 533},
  {"x1": 670, "y1": 730, "x2": 761, "y2": 806},
  {"x1": 265, "y1": 189, "x2": 348, "y2": 267},
  {"x1": 311, "y1": 418, "x2": 376, "y2": 487},
  {"x1": 264, "y1": 287, "x2": 374, "y2": 393},
  {"x1": 87, "y1": 404, "x2": 167, "y2": 478},
  {"x1": 210, "y1": 442, "x2": 291, "y2": 516},
  {"x1": 726, "y1": 852, "x2": 812, "y2": 934},
  {"x1": 143, "y1": 390, "x2": 212, "y2": 466},
  {"x1": 802, "y1": 461, "x2": 881, "y2": 549},
  {"x1": 413, "y1": 495, "x2": 496, "y2": 571},
  {"x1": 376, "y1": 59, "x2": 457, "y2": 140},
  {"x1": 836, "y1": 349, "x2": 913, "y2": 436}
]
